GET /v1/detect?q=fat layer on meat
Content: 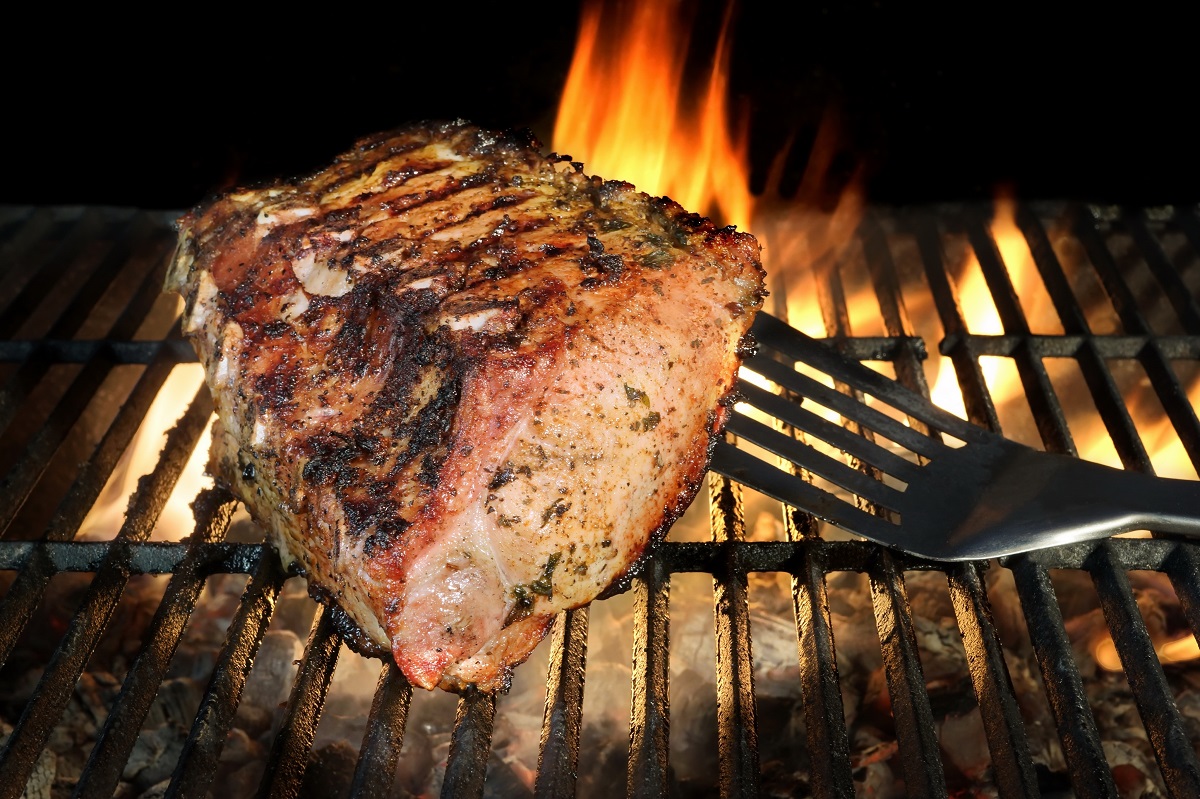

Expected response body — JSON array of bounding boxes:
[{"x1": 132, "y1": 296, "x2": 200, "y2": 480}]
[{"x1": 167, "y1": 121, "x2": 765, "y2": 691}]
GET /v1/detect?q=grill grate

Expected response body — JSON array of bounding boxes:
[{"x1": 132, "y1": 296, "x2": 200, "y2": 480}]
[{"x1": 0, "y1": 203, "x2": 1198, "y2": 798}]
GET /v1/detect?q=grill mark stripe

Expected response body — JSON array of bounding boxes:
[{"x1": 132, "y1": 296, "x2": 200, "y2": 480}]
[
  {"x1": 332, "y1": 179, "x2": 538, "y2": 262},
  {"x1": 351, "y1": 166, "x2": 486, "y2": 222},
  {"x1": 312, "y1": 137, "x2": 439, "y2": 196}
]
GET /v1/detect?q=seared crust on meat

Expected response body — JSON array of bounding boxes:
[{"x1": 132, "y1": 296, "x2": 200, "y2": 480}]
[{"x1": 168, "y1": 120, "x2": 764, "y2": 691}]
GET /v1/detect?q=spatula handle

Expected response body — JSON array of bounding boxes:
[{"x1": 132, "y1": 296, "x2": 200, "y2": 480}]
[{"x1": 1117, "y1": 468, "x2": 1200, "y2": 537}]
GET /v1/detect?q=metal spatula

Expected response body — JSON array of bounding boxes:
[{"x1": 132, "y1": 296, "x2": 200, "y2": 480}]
[{"x1": 709, "y1": 312, "x2": 1200, "y2": 561}]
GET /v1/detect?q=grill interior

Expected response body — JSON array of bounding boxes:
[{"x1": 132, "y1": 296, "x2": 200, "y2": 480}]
[{"x1": 1, "y1": 202, "x2": 1199, "y2": 799}]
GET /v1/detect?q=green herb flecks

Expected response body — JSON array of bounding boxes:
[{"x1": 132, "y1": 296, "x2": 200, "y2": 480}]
[
  {"x1": 529, "y1": 553, "x2": 562, "y2": 597},
  {"x1": 639, "y1": 249, "x2": 673, "y2": 269},
  {"x1": 505, "y1": 553, "x2": 563, "y2": 625},
  {"x1": 541, "y1": 499, "x2": 572, "y2": 527},
  {"x1": 631, "y1": 411, "x2": 662, "y2": 432},
  {"x1": 624, "y1": 384, "x2": 650, "y2": 407}
]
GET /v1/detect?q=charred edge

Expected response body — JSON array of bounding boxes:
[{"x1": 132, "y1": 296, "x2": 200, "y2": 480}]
[
  {"x1": 578, "y1": 253, "x2": 626, "y2": 290},
  {"x1": 736, "y1": 332, "x2": 759, "y2": 359},
  {"x1": 306, "y1": 581, "x2": 391, "y2": 658}
]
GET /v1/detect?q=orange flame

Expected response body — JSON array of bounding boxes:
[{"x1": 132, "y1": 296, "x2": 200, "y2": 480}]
[
  {"x1": 553, "y1": 0, "x2": 752, "y2": 232},
  {"x1": 79, "y1": 364, "x2": 216, "y2": 542},
  {"x1": 929, "y1": 194, "x2": 1061, "y2": 419}
]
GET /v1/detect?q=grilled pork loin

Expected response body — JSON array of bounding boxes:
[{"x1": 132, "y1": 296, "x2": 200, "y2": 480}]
[{"x1": 167, "y1": 121, "x2": 765, "y2": 691}]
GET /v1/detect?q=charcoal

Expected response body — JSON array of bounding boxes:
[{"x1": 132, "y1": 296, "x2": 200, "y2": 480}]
[{"x1": 299, "y1": 741, "x2": 358, "y2": 799}]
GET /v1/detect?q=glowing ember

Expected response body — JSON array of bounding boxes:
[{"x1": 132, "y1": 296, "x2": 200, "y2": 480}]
[{"x1": 1094, "y1": 632, "x2": 1200, "y2": 673}]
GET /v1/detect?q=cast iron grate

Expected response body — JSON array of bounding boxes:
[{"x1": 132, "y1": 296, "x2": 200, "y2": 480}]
[{"x1": 0, "y1": 203, "x2": 1198, "y2": 799}]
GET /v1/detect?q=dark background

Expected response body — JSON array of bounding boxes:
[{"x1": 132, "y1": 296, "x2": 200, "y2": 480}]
[{"x1": 5, "y1": 2, "x2": 1195, "y2": 210}]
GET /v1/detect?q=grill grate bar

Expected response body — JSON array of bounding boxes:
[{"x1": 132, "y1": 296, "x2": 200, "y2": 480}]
[
  {"x1": 0, "y1": 269, "x2": 182, "y2": 537},
  {"x1": 977, "y1": 202, "x2": 1195, "y2": 795},
  {"x1": 1018, "y1": 204, "x2": 1200, "y2": 793},
  {"x1": 0, "y1": 215, "x2": 170, "y2": 432},
  {"x1": 1016, "y1": 205, "x2": 1161, "y2": 471},
  {"x1": 0, "y1": 207, "x2": 56, "y2": 285},
  {"x1": 0, "y1": 338, "x2": 195, "y2": 364},
  {"x1": 1071, "y1": 205, "x2": 1200, "y2": 470},
  {"x1": 786, "y1": 509, "x2": 855, "y2": 799},
  {"x1": 820, "y1": 223, "x2": 948, "y2": 799},
  {"x1": 1165, "y1": 545, "x2": 1200, "y2": 692},
  {"x1": 869, "y1": 552, "x2": 948, "y2": 799},
  {"x1": 1073, "y1": 204, "x2": 1155, "y2": 335},
  {"x1": 766, "y1": 253, "x2": 857, "y2": 799},
  {"x1": 1015, "y1": 204, "x2": 1094, "y2": 333},
  {"x1": 963, "y1": 209, "x2": 1078, "y2": 454},
  {"x1": 1122, "y1": 209, "x2": 1200, "y2": 334},
  {"x1": 166, "y1": 548, "x2": 287, "y2": 799},
  {"x1": 860, "y1": 213, "x2": 936, "y2": 407},
  {"x1": 903, "y1": 334, "x2": 1200, "y2": 360},
  {"x1": 946, "y1": 563, "x2": 1040, "y2": 798},
  {"x1": 73, "y1": 490, "x2": 237, "y2": 799},
  {"x1": 43, "y1": 354, "x2": 178, "y2": 540},
  {"x1": 534, "y1": 607, "x2": 589, "y2": 799},
  {"x1": 864, "y1": 211, "x2": 1038, "y2": 798},
  {"x1": 708, "y1": 474, "x2": 760, "y2": 798},
  {"x1": 0, "y1": 208, "x2": 109, "y2": 339},
  {"x1": 910, "y1": 214, "x2": 1003, "y2": 431},
  {"x1": 917, "y1": 203, "x2": 1137, "y2": 799},
  {"x1": 257, "y1": 606, "x2": 344, "y2": 799},
  {"x1": 1010, "y1": 557, "x2": 1118, "y2": 798},
  {"x1": 10, "y1": 536, "x2": 1199, "y2": 579},
  {"x1": 1088, "y1": 546, "x2": 1200, "y2": 797},
  {"x1": 43, "y1": 213, "x2": 167, "y2": 340},
  {"x1": 440, "y1": 690, "x2": 497, "y2": 799},
  {"x1": 349, "y1": 662, "x2": 413, "y2": 799},
  {"x1": 0, "y1": 540, "x2": 265, "y2": 575},
  {"x1": 0, "y1": 386, "x2": 212, "y2": 799},
  {"x1": 0, "y1": 356, "x2": 126, "y2": 534},
  {"x1": 627, "y1": 557, "x2": 670, "y2": 799},
  {"x1": 1173, "y1": 208, "x2": 1200, "y2": 277}
]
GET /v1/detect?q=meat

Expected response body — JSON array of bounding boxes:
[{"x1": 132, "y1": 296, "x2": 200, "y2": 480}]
[{"x1": 166, "y1": 121, "x2": 765, "y2": 691}]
